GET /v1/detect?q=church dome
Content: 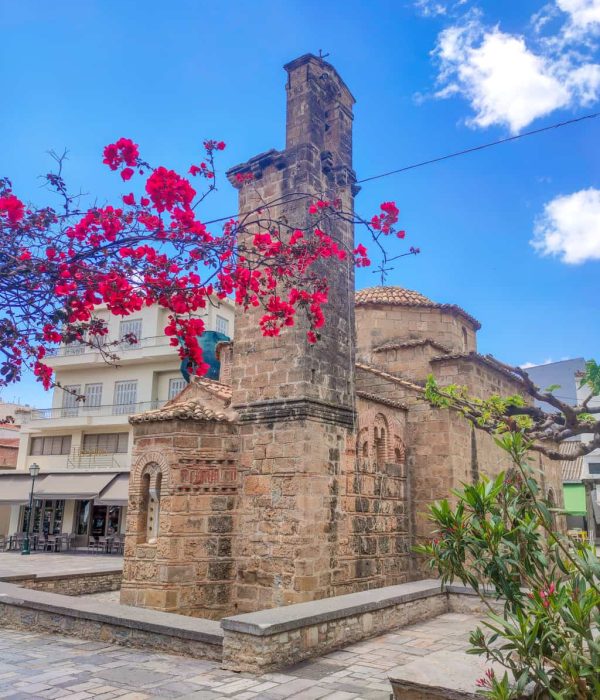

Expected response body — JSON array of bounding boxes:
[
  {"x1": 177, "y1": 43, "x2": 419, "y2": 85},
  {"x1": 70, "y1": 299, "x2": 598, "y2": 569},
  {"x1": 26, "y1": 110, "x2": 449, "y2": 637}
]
[
  {"x1": 355, "y1": 285, "x2": 481, "y2": 329},
  {"x1": 355, "y1": 286, "x2": 433, "y2": 307}
]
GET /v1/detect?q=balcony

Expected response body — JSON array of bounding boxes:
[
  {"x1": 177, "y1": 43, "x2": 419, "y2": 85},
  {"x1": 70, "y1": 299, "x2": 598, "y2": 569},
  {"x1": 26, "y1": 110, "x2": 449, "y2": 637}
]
[
  {"x1": 67, "y1": 448, "x2": 128, "y2": 471},
  {"x1": 46, "y1": 336, "x2": 179, "y2": 368},
  {"x1": 22, "y1": 400, "x2": 166, "y2": 426}
]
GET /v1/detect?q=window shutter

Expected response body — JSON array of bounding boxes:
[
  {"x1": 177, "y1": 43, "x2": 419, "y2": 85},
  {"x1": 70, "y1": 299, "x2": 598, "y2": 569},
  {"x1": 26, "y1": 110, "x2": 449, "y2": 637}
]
[
  {"x1": 216, "y1": 315, "x2": 229, "y2": 336},
  {"x1": 84, "y1": 383, "x2": 102, "y2": 408},
  {"x1": 119, "y1": 319, "x2": 143, "y2": 342},
  {"x1": 62, "y1": 385, "x2": 81, "y2": 417},
  {"x1": 113, "y1": 381, "x2": 138, "y2": 414},
  {"x1": 117, "y1": 433, "x2": 129, "y2": 453},
  {"x1": 168, "y1": 377, "x2": 187, "y2": 400}
]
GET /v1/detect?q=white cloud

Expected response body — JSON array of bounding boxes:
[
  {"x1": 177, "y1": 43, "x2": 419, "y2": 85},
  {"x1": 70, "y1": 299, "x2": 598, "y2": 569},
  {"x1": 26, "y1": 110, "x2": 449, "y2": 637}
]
[
  {"x1": 433, "y1": 10, "x2": 600, "y2": 132},
  {"x1": 414, "y1": 0, "x2": 467, "y2": 17},
  {"x1": 521, "y1": 358, "x2": 556, "y2": 368},
  {"x1": 558, "y1": 0, "x2": 600, "y2": 34},
  {"x1": 415, "y1": 0, "x2": 448, "y2": 16},
  {"x1": 531, "y1": 188, "x2": 600, "y2": 264}
]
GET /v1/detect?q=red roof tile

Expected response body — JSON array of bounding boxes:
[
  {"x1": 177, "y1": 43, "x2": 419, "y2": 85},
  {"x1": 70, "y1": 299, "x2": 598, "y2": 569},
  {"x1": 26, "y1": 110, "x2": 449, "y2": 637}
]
[{"x1": 355, "y1": 286, "x2": 481, "y2": 330}]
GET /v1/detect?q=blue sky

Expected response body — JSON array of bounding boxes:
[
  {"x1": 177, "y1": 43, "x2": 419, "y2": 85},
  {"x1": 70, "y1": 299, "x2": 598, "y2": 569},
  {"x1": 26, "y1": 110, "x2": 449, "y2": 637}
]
[{"x1": 1, "y1": 0, "x2": 599, "y2": 406}]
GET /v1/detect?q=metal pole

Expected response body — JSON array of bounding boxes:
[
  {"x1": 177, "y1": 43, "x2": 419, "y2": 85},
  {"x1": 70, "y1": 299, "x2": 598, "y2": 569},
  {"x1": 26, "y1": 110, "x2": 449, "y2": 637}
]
[{"x1": 21, "y1": 473, "x2": 36, "y2": 556}]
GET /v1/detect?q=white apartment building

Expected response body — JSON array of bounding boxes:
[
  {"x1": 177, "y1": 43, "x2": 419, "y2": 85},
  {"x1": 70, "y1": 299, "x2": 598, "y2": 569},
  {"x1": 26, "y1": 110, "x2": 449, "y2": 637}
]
[{"x1": 0, "y1": 298, "x2": 234, "y2": 546}]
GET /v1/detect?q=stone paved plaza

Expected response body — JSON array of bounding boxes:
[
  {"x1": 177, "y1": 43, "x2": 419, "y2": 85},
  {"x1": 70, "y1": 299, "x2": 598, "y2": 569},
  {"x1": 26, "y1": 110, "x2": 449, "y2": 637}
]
[
  {"x1": 0, "y1": 612, "x2": 477, "y2": 699},
  {"x1": 0, "y1": 552, "x2": 123, "y2": 579}
]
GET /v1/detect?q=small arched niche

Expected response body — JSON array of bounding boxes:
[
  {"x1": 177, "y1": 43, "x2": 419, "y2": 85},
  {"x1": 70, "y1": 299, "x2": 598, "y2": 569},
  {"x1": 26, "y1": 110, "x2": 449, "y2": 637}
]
[{"x1": 136, "y1": 463, "x2": 163, "y2": 545}]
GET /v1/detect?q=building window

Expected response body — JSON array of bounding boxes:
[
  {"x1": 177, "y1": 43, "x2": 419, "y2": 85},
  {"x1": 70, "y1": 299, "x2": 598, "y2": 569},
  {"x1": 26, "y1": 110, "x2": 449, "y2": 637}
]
[
  {"x1": 589, "y1": 463, "x2": 600, "y2": 475},
  {"x1": 30, "y1": 435, "x2": 72, "y2": 456},
  {"x1": 119, "y1": 318, "x2": 143, "y2": 343},
  {"x1": 216, "y1": 314, "x2": 229, "y2": 336},
  {"x1": 168, "y1": 377, "x2": 186, "y2": 400},
  {"x1": 82, "y1": 433, "x2": 128, "y2": 454},
  {"x1": 62, "y1": 385, "x2": 81, "y2": 417},
  {"x1": 462, "y1": 326, "x2": 468, "y2": 352},
  {"x1": 84, "y1": 383, "x2": 102, "y2": 409},
  {"x1": 113, "y1": 380, "x2": 138, "y2": 415},
  {"x1": 22, "y1": 499, "x2": 65, "y2": 535},
  {"x1": 75, "y1": 500, "x2": 91, "y2": 535}
]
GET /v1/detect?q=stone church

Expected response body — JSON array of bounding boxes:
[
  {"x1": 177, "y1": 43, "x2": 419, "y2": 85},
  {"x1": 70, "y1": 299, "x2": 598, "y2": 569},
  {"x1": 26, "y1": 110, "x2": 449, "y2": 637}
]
[{"x1": 121, "y1": 54, "x2": 562, "y2": 619}]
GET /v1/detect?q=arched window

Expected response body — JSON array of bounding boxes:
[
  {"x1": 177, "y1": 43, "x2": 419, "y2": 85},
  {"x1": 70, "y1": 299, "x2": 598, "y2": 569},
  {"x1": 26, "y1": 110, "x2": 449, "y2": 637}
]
[
  {"x1": 362, "y1": 441, "x2": 369, "y2": 458},
  {"x1": 136, "y1": 463, "x2": 163, "y2": 545},
  {"x1": 462, "y1": 326, "x2": 469, "y2": 352},
  {"x1": 147, "y1": 472, "x2": 162, "y2": 544},
  {"x1": 373, "y1": 414, "x2": 389, "y2": 469},
  {"x1": 375, "y1": 427, "x2": 386, "y2": 468},
  {"x1": 135, "y1": 472, "x2": 151, "y2": 544}
]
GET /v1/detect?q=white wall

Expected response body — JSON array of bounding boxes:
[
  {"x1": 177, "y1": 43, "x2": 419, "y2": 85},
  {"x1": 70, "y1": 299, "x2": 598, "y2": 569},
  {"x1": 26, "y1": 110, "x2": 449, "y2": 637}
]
[{"x1": 577, "y1": 380, "x2": 600, "y2": 478}]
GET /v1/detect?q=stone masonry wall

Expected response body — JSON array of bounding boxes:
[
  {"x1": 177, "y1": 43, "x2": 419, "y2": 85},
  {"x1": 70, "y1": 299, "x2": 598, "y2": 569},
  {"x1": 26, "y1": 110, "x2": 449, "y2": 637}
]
[
  {"x1": 14, "y1": 571, "x2": 121, "y2": 596},
  {"x1": 233, "y1": 416, "x2": 351, "y2": 612},
  {"x1": 217, "y1": 342, "x2": 233, "y2": 386},
  {"x1": 355, "y1": 305, "x2": 477, "y2": 360},
  {"x1": 121, "y1": 419, "x2": 239, "y2": 619},
  {"x1": 0, "y1": 583, "x2": 223, "y2": 661},
  {"x1": 333, "y1": 396, "x2": 412, "y2": 595},
  {"x1": 368, "y1": 342, "x2": 452, "y2": 381},
  {"x1": 221, "y1": 592, "x2": 447, "y2": 673},
  {"x1": 433, "y1": 358, "x2": 564, "y2": 518}
]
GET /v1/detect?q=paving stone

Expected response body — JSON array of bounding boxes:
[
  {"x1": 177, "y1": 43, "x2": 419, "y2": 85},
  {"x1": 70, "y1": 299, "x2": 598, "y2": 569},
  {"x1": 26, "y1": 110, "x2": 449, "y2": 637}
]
[
  {"x1": 0, "y1": 612, "x2": 484, "y2": 699},
  {"x1": 149, "y1": 682, "x2": 210, "y2": 697},
  {"x1": 287, "y1": 686, "x2": 332, "y2": 699},
  {"x1": 95, "y1": 667, "x2": 171, "y2": 687},
  {"x1": 283, "y1": 661, "x2": 346, "y2": 680},
  {"x1": 178, "y1": 692, "x2": 221, "y2": 700}
]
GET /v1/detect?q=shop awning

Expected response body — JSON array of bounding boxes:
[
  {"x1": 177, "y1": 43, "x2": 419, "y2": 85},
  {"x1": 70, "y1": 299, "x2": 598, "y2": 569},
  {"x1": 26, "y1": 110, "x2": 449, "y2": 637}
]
[
  {"x1": 96, "y1": 473, "x2": 129, "y2": 506},
  {"x1": 563, "y1": 483, "x2": 587, "y2": 516},
  {"x1": 33, "y1": 473, "x2": 118, "y2": 500},
  {"x1": 0, "y1": 474, "x2": 47, "y2": 504}
]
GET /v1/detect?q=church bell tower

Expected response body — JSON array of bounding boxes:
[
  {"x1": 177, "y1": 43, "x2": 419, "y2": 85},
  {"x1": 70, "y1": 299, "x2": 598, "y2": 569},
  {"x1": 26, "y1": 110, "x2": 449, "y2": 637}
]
[{"x1": 227, "y1": 54, "x2": 358, "y2": 610}]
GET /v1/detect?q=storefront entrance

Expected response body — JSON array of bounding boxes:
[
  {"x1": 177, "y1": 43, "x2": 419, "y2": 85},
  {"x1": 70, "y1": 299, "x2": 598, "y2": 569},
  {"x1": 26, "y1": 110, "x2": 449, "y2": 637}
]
[
  {"x1": 74, "y1": 500, "x2": 123, "y2": 545},
  {"x1": 21, "y1": 499, "x2": 64, "y2": 536}
]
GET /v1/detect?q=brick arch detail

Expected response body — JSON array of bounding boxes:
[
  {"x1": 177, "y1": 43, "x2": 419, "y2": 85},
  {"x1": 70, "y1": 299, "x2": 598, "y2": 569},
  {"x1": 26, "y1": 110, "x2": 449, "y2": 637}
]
[
  {"x1": 131, "y1": 451, "x2": 170, "y2": 494},
  {"x1": 357, "y1": 403, "x2": 405, "y2": 472}
]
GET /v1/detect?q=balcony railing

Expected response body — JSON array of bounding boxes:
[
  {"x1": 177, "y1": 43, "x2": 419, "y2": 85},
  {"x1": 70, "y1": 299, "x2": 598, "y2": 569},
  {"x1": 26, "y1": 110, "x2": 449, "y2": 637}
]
[
  {"x1": 67, "y1": 449, "x2": 127, "y2": 470},
  {"x1": 46, "y1": 335, "x2": 173, "y2": 358},
  {"x1": 23, "y1": 400, "x2": 166, "y2": 422}
]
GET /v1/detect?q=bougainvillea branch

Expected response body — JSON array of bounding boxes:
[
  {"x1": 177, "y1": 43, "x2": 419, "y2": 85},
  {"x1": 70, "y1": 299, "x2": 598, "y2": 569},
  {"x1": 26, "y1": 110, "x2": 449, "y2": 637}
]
[{"x1": 0, "y1": 138, "x2": 416, "y2": 394}]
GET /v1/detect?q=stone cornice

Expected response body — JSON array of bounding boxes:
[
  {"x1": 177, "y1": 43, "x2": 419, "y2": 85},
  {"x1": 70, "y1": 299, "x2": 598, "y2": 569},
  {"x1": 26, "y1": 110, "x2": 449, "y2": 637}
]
[
  {"x1": 355, "y1": 391, "x2": 408, "y2": 411},
  {"x1": 233, "y1": 397, "x2": 355, "y2": 427}
]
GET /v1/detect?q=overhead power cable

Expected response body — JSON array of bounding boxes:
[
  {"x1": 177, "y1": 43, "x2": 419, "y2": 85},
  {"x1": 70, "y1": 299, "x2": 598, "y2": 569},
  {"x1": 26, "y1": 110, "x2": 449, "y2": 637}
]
[
  {"x1": 201, "y1": 110, "x2": 600, "y2": 226},
  {"x1": 357, "y1": 111, "x2": 600, "y2": 184}
]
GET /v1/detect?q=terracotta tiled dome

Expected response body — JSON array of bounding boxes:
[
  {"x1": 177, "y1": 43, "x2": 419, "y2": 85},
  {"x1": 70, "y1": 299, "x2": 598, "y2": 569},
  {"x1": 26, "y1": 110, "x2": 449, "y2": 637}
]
[
  {"x1": 355, "y1": 286, "x2": 433, "y2": 307},
  {"x1": 355, "y1": 285, "x2": 481, "y2": 329}
]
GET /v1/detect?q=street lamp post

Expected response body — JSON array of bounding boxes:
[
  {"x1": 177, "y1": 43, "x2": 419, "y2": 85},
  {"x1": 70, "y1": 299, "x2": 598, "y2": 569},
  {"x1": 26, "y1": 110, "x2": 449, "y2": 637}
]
[{"x1": 21, "y1": 462, "x2": 40, "y2": 556}]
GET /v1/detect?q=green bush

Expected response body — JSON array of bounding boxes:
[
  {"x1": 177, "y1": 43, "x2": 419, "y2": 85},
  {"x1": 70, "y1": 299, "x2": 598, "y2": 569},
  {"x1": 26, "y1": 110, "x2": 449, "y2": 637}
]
[{"x1": 416, "y1": 432, "x2": 600, "y2": 700}]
